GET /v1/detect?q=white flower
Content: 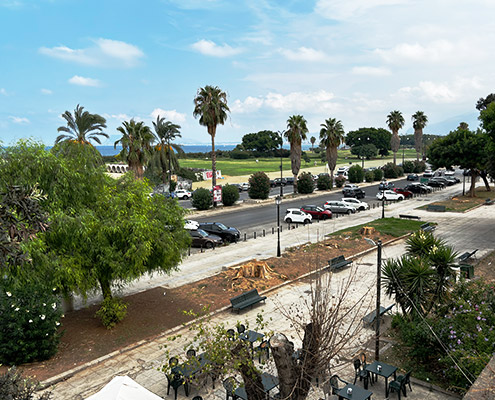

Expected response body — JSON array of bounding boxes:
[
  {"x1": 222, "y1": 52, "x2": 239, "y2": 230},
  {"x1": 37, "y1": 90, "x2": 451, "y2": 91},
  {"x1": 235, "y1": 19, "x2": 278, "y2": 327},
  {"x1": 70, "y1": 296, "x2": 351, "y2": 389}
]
[
  {"x1": 15, "y1": 307, "x2": 19, "y2": 311},
  {"x1": 55, "y1": 322, "x2": 60, "y2": 326},
  {"x1": 43, "y1": 303, "x2": 46, "y2": 306},
  {"x1": 6, "y1": 291, "x2": 12, "y2": 297},
  {"x1": 52, "y1": 288, "x2": 56, "y2": 291},
  {"x1": 46, "y1": 333, "x2": 49, "y2": 336},
  {"x1": 40, "y1": 315, "x2": 46, "y2": 320},
  {"x1": 29, "y1": 319, "x2": 33, "y2": 323},
  {"x1": 52, "y1": 303, "x2": 57, "y2": 309},
  {"x1": 11, "y1": 304, "x2": 14, "y2": 308}
]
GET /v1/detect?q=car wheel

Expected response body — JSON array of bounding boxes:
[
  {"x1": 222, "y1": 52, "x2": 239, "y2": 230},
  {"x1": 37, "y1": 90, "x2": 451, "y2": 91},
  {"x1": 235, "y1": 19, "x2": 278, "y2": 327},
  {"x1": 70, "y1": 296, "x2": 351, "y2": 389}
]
[
  {"x1": 398, "y1": 196, "x2": 403, "y2": 201},
  {"x1": 286, "y1": 218, "x2": 292, "y2": 224},
  {"x1": 347, "y1": 209, "x2": 351, "y2": 215},
  {"x1": 183, "y1": 196, "x2": 188, "y2": 200},
  {"x1": 205, "y1": 241, "x2": 213, "y2": 249},
  {"x1": 304, "y1": 219, "x2": 310, "y2": 224}
]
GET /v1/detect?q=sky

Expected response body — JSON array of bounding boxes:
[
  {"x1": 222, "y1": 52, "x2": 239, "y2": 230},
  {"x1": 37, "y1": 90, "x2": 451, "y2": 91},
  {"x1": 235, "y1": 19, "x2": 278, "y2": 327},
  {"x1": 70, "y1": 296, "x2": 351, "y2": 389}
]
[{"x1": 1, "y1": 0, "x2": 494, "y2": 146}]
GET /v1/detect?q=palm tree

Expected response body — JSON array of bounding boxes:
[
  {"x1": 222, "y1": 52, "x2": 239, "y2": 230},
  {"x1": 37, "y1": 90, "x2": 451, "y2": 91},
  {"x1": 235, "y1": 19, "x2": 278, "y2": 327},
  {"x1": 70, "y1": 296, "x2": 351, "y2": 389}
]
[
  {"x1": 386, "y1": 110, "x2": 404, "y2": 165},
  {"x1": 319, "y1": 118, "x2": 345, "y2": 183},
  {"x1": 56, "y1": 104, "x2": 108, "y2": 145},
  {"x1": 152, "y1": 116, "x2": 183, "y2": 186},
  {"x1": 412, "y1": 111, "x2": 428, "y2": 161},
  {"x1": 285, "y1": 115, "x2": 308, "y2": 193},
  {"x1": 193, "y1": 85, "x2": 230, "y2": 193},
  {"x1": 310, "y1": 136, "x2": 316, "y2": 151},
  {"x1": 114, "y1": 119, "x2": 155, "y2": 179}
]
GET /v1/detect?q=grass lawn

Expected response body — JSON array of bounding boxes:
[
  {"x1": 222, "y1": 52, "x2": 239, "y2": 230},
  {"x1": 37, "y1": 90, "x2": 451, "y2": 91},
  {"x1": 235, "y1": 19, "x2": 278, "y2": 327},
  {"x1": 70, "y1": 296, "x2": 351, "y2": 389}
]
[
  {"x1": 328, "y1": 217, "x2": 425, "y2": 239},
  {"x1": 417, "y1": 186, "x2": 494, "y2": 212}
]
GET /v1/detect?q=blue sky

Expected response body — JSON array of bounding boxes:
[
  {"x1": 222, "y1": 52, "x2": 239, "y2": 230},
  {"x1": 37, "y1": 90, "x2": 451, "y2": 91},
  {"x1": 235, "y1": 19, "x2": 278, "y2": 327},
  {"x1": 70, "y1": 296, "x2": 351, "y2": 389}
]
[{"x1": 1, "y1": 0, "x2": 494, "y2": 146}]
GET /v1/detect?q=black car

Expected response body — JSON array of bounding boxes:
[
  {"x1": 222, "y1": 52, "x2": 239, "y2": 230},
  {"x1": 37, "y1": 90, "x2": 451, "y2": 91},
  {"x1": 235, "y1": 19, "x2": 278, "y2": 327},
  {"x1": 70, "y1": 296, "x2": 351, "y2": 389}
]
[
  {"x1": 188, "y1": 229, "x2": 223, "y2": 248},
  {"x1": 198, "y1": 222, "x2": 241, "y2": 243},
  {"x1": 405, "y1": 183, "x2": 429, "y2": 194},
  {"x1": 285, "y1": 177, "x2": 295, "y2": 185},
  {"x1": 273, "y1": 178, "x2": 287, "y2": 186},
  {"x1": 427, "y1": 179, "x2": 445, "y2": 188},
  {"x1": 407, "y1": 174, "x2": 419, "y2": 181},
  {"x1": 430, "y1": 177, "x2": 453, "y2": 186},
  {"x1": 342, "y1": 187, "x2": 366, "y2": 199}
]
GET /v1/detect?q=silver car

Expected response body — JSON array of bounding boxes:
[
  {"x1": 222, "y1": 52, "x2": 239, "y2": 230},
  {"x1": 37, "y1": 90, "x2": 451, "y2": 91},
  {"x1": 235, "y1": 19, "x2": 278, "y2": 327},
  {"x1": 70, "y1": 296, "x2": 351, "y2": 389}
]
[{"x1": 323, "y1": 200, "x2": 356, "y2": 214}]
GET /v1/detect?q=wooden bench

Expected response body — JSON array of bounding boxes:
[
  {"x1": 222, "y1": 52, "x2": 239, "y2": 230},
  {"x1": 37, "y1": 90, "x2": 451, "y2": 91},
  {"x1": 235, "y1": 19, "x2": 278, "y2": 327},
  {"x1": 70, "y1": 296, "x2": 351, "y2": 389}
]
[
  {"x1": 458, "y1": 249, "x2": 478, "y2": 262},
  {"x1": 399, "y1": 214, "x2": 421, "y2": 220},
  {"x1": 420, "y1": 222, "x2": 436, "y2": 232},
  {"x1": 427, "y1": 204, "x2": 446, "y2": 212},
  {"x1": 362, "y1": 304, "x2": 395, "y2": 326},
  {"x1": 230, "y1": 289, "x2": 267, "y2": 313},
  {"x1": 328, "y1": 255, "x2": 352, "y2": 272}
]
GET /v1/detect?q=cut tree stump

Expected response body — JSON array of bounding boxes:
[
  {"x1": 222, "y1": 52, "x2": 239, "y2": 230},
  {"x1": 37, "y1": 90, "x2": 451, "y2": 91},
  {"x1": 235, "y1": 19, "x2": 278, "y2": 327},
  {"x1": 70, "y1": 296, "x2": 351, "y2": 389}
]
[
  {"x1": 229, "y1": 260, "x2": 287, "y2": 290},
  {"x1": 360, "y1": 226, "x2": 375, "y2": 235}
]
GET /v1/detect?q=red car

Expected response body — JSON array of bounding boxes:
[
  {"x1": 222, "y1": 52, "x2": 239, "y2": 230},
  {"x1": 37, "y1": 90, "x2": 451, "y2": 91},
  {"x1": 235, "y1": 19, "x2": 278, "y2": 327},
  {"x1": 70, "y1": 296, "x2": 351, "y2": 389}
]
[
  {"x1": 394, "y1": 188, "x2": 413, "y2": 199},
  {"x1": 300, "y1": 205, "x2": 332, "y2": 220}
]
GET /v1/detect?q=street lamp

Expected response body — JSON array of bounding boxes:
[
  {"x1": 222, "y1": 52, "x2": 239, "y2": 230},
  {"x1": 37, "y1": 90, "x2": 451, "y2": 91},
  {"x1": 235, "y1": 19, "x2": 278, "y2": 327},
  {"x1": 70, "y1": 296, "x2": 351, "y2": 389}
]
[
  {"x1": 381, "y1": 197, "x2": 385, "y2": 219},
  {"x1": 278, "y1": 131, "x2": 284, "y2": 197},
  {"x1": 364, "y1": 238, "x2": 383, "y2": 361},
  {"x1": 276, "y1": 196, "x2": 281, "y2": 257}
]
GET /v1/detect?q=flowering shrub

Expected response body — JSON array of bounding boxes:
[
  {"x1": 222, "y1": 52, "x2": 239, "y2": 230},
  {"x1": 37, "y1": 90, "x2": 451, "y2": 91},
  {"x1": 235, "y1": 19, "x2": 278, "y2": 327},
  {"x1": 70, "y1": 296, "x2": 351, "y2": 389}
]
[
  {"x1": 334, "y1": 175, "x2": 346, "y2": 188},
  {"x1": 0, "y1": 282, "x2": 63, "y2": 365}
]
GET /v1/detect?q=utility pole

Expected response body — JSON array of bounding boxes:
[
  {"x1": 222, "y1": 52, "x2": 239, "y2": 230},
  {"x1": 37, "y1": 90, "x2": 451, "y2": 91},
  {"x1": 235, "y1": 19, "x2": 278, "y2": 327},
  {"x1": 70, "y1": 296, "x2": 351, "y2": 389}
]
[{"x1": 375, "y1": 240, "x2": 382, "y2": 360}]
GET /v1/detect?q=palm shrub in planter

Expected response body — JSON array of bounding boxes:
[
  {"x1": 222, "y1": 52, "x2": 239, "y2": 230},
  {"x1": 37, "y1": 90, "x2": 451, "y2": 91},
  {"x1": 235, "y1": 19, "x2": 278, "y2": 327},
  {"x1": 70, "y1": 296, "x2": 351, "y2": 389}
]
[
  {"x1": 317, "y1": 174, "x2": 332, "y2": 190},
  {"x1": 335, "y1": 175, "x2": 346, "y2": 188},
  {"x1": 221, "y1": 184, "x2": 239, "y2": 206},
  {"x1": 348, "y1": 165, "x2": 364, "y2": 183},
  {"x1": 0, "y1": 281, "x2": 63, "y2": 365},
  {"x1": 191, "y1": 188, "x2": 212, "y2": 210},
  {"x1": 248, "y1": 172, "x2": 270, "y2": 199},
  {"x1": 297, "y1": 172, "x2": 314, "y2": 194}
]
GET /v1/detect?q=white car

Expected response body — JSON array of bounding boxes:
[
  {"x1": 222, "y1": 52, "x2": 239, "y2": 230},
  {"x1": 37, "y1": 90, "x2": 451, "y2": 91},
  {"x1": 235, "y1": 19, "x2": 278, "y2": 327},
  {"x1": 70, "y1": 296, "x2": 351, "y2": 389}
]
[
  {"x1": 341, "y1": 197, "x2": 369, "y2": 211},
  {"x1": 174, "y1": 189, "x2": 192, "y2": 200},
  {"x1": 184, "y1": 220, "x2": 199, "y2": 230},
  {"x1": 445, "y1": 170, "x2": 455, "y2": 177},
  {"x1": 284, "y1": 208, "x2": 312, "y2": 224},
  {"x1": 376, "y1": 190, "x2": 404, "y2": 201},
  {"x1": 240, "y1": 182, "x2": 250, "y2": 191}
]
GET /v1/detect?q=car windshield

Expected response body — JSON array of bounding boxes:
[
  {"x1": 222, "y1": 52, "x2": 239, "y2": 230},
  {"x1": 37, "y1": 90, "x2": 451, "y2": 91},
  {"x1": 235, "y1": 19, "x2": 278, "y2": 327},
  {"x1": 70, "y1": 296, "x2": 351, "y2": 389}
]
[
  {"x1": 196, "y1": 229, "x2": 208, "y2": 237},
  {"x1": 216, "y1": 223, "x2": 228, "y2": 230},
  {"x1": 315, "y1": 207, "x2": 323, "y2": 211}
]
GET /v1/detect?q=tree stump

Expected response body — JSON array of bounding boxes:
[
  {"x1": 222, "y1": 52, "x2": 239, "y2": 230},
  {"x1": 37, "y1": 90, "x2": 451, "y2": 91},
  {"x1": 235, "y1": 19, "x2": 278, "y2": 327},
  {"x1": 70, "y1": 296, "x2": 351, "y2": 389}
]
[{"x1": 360, "y1": 226, "x2": 375, "y2": 235}]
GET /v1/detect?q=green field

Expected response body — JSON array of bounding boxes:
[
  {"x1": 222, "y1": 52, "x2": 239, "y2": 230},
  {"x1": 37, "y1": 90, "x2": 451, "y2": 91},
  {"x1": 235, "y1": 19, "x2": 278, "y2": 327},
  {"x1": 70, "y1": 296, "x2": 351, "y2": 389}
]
[{"x1": 180, "y1": 149, "x2": 418, "y2": 176}]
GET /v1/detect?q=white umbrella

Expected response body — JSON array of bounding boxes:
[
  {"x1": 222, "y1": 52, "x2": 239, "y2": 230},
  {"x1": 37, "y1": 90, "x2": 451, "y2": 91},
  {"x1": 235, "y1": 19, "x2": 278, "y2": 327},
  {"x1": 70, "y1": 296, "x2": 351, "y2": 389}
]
[{"x1": 85, "y1": 376, "x2": 163, "y2": 400}]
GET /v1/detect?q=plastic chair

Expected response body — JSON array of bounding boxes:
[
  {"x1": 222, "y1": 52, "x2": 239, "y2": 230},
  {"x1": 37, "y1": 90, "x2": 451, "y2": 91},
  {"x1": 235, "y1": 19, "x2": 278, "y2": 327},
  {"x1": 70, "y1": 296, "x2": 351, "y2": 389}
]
[
  {"x1": 186, "y1": 348, "x2": 196, "y2": 359},
  {"x1": 353, "y1": 358, "x2": 369, "y2": 388},
  {"x1": 169, "y1": 356, "x2": 179, "y2": 368},
  {"x1": 236, "y1": 323, "x2": 246, "y2": 334},
  {"x1": 192, "y1": 397, "x2": 203, "y2": 400},
  {"x1": 223, "y1": 376, "x2": 239, "y2": 400},
  {"x1": 256, "y1": 340, "x2": 270, "y2": 363},
  {"x1": 329, "y1": 375, "x2": 348, "y2": 395},
  {"x1": 390, "y1": 371, "x2": 412, "y2": 398},
  {"x1": 226, "y1": 329, "x2": 235, "y2": 340},
  {"x1": 167, "y1": 373, "x2": 188, "y2": 400}
]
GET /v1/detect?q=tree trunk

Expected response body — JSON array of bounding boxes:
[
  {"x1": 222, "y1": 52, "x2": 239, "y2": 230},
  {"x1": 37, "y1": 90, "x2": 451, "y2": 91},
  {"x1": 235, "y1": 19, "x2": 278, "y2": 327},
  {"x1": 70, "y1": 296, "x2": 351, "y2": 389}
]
[
  {"x1": 160, "y1": 153, "x2": 167, "y2": 184},
  {"x1": 270, "y1": 334, "x2": 300, "y2": 399},
  {"x1": 469, "y1": 171, "x2": 478, "y2": 197},
  {"x1": 98, "y1": 276, "x2": 113, "y2": 300},
  {"x1": 291, "y1": 143, "x2": 302, "y2": 193},
  {"x1": 414, "y1": 128, "x2": 422, "y2": 161},
  {"x1": 209, "y1": 126, "x2": 217, "y2": 206},
  {"x1": 480, "y1": 170, "x2": 491, "y2": 191},
  {"x1": 390, "y1": 131, "x2": 400, "y2": 166}
]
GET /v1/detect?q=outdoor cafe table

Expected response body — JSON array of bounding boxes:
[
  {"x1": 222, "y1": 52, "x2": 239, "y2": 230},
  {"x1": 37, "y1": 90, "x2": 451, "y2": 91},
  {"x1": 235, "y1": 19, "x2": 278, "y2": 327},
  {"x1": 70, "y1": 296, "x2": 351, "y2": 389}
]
[
  {"x1": 234, "y1": 372, "x2": 279, "y2": 400},
  {"x1": 240, "y1": 330, "x2": 264, "y2": 356},
  {"x1": 172, "y1": 353, "x2": 210, "y2": 379},
  {"x1": 365, "y1": 361, "x2": 397, "y2": 397},
  {"x1": 337, "y1": 383, "x2": 373, "y2": 400}
]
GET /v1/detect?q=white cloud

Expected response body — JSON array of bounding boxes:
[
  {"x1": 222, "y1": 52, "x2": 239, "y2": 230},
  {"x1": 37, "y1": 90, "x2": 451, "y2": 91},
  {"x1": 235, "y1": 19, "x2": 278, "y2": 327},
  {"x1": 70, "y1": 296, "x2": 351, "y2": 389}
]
[
  {"x1": 150, "y1": 108, "x2": 187, "y2": 123},
  {"x1": 0, "y1": 88, "x2": 7, "y2": 96},
  {"x1": 279, "y1": 47, "x2": 326, "y2": 62},
  {"x1": 191, "y1": 39, "x2": 242, "y2": 57},
  {"x1": 9, "y1": 116, "x2": 29, "y2": 124},
  {"x1": 351, "y1": 66, "x2": 391, "y2": 76},
  {"x1": 68, "y1": 75, "x2": 101, "y2": 87},
  {"x1": 375, "y1": 40, "x2": 455, "y2": 64},
  {"x1": 39, "y1": 38, "x2": 144, "y2": 67},
  {"x1": 41, "y1": 88, "x2": 52, "y2": 95},
  {"x1": 103, "y1": 113, "x2": 131, "y2": 122},
  {"x1": 315, "y1": 0, "x2": 407, "y2": 20}
]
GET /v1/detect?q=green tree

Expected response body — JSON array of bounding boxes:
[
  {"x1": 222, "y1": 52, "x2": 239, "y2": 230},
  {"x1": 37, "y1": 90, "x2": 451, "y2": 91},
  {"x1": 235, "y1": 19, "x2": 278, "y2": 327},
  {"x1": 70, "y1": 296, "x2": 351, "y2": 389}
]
[
  {"x1": 476, "y1": 93, "x2": 495, "y2": 111},
  {"x1": 345, "y1": 127, "x2": 391, "y2": 156},
  {"x1": 285, "y1": 115, "x2": 309, "y2": 193},
  {"x1": 55, "y1": 104, "x2": 108, "y2": 145},
  {"x1": 387, "y1": 110, "x2": 405, "y2": 165},
  {"x1": 193, "y1": 85, "x2": 230, "y2": 197},
  {"x1": 241, "y1": 130, "x2": 282, "y2": 154},
  {"x1": 248, "y1": 172, "x2": 270, "y2": 199},
  {"x1": 191, "y1": 188, "x2": 212, "y2": 210},
  {"x1": 350, "y1": 144, "x2": 378, "y2": 160},
  {"x1": 115, "y1": 119, "x2": 155, "y2": 180},
  {"x1": 297, "y1": 172, "x2": 314, "y2": 194},
  {"x1": 310, "y1": 136, "x2": 316, "y2": 151},
  {"x1": 347, "y1": 165, "x2": 364, "y2": 183},
  {"x1": 0, "y1": 367, "x2": 52, "y2": 400},
  {"x1": 152, "y1": 116, "x2": 183, "y2": 185},
  {"x1": 479, "y1": 101, "x2": 495, "y2": 143},
  {"x1": 316, "y1": 174, "x2": 332, "y2": 190},
  {"x1": 221, "y1": 184, "x2": 240, "y2": 206},
  {"x1": 319, "y1": 118, "x2": 344, "y2": 183},
  {"x1": 412, "y1": 111, "x2": 428, "y2": 161}
]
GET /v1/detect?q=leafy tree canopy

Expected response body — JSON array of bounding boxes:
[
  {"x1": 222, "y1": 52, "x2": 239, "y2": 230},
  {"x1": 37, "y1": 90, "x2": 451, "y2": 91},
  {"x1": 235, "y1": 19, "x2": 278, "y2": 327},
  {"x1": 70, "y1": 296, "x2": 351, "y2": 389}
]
[
  {"x1": 476, "y1": 93, "x2": 495, "y2": 111},
  {"x1": 350, "y1": 143, "x2": 378, "y2": 159},
  {"x1": 241, "y1": 130, "x2": 282, "y2": 153},
  {"x1": 345, "y1": 127, "x2": 391, "y2": 155}
]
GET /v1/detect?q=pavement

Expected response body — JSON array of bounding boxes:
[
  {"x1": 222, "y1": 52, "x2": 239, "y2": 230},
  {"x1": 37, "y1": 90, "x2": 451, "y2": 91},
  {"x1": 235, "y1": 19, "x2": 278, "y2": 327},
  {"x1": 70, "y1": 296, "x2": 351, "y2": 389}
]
[{"x1": 44, "y1": 183, "x2": 494, "y2": 399}]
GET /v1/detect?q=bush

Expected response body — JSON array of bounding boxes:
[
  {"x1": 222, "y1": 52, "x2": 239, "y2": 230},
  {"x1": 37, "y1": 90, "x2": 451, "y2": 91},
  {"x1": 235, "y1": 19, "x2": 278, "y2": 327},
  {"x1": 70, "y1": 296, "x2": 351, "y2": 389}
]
[
  {"x1": 402, "y1": 160, "x2": 415, "y2": 173},
  {"x1": 0, "y1": 282, "x2": 63, "y2": 365},
  {"x1": 373, "y1": 168, "x2": 384, "y2": 181},
  {"x1": 248, "y1": 172, "x2": 270, "y2": 199},
  {"x1": 177, "y1": 167, "x2": 199, "y2": 182},
  {"x1": 317, "y1": 174, "x2": 332, "y2": 190},
  {"x1": 191, "y1": 188, "x2": 212, "y2": 210},
  {"x1": 348, "y1": 165, "x2": 364, "y2": 183},
  {"x1": 229, "y1": 150, "x2": 251, "y2": 159},
  {"x1": 364, "y1": 171, "x2": 374, "y2": 183},
  {"x1": 0, "y1": 367, "x2": 52, "y2": 400},
  {"x1": 95, "y1": 297, "x2": 128, "y2": 329},
  {"x1": 297, "y1": 172, "x2": 314, "y2": 194},
  {"x1": 221, "y1": 184, "x2": 240, "y2": 206},
  {"x1": 383, "y1": 162, "x2": 404, "y2": 179},
  {"x1": 335, "y1": 175, "x2": 346, "y2": 188},
  {"x1": 413, "y1": 160, "x2": 427, "y2": 173}
]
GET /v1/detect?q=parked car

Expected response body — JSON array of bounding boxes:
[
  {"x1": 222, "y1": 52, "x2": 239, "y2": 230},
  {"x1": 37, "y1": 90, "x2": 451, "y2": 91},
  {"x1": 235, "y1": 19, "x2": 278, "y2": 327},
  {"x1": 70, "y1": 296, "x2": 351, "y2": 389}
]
[
  {"x1": 341, "y1": 198, "x2": 369, "y2": 211},
  {"x1": 284, "y1": 208, "x2": 312, "y2": 224},
  {"x1": 445, "y1": 170, "x2": 455, "y2": 177},
  {"x1": 198, "y1": 222, "x2": 241, "y2": 243},
  {"x1": 323, "y1": 200, "x2": 356, "y2": 214},
  {"x1": 342, "y1": 187, "x2": 366, "y2": 199},
  {"x1": 285, "y1": 177, "x2": 295, "y2": 185},
  {"x1": 444, "y1": 176, "x2": 460, "y2": 184},
  {"x1": 378, "y1": 181, "x2": 395, "y2": 191},
  {"x1": 174, "y1": 189, "x2": 192, "y2": 200},
  {"x1": 188, "y1": 229, "x2": 223, "y2": 249},
  {"x1": 343, "y1": 183, "x2": 360, "y2": 190},
  {"x1": 231, "y1": 183, "x2": 243, "y2": 192},
  {"x1": 273, "y1": 178, "x2": 287, "y2": 186},
  {"x1": 427, "y1": 179, "x2": 445, "y2": 188},
  {"x1": 406, "y1": 174, "x2": 419, "y2": 181},
  {"x1": 376, "y1": 190, "x2": 404, "y2": 201},
  {"x1": 423, "y1": 169, "x2": 435, "y2": 178},
  {"x1": 300, "y1": 205, "x2": 332, "y2": 220},
  {"x1": 393, "y1": 188, "x2": 413, "y2": 199},
  {"x1": 184, "y1": 220, "x2": 199, "y2": 230},
  {"x1": 240, "y1": 182, "x2": 250, "y2": 191},
  {"x1": 430, "y1": 177, "x2": 453, "y2": 186},
  {"x1": 404, "y1": 183, "x2": 428, "y2": 194}
]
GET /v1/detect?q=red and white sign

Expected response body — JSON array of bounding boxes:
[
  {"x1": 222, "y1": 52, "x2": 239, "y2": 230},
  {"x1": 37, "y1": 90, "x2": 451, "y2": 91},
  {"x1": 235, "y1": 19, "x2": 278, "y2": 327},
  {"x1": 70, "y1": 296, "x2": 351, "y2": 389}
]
[
  {"x1": 213, "y1": 185, "x2": 222, "y2": 202},
  {"x1": 202, "y1": 170, "x2": 222, "y2": 180}
]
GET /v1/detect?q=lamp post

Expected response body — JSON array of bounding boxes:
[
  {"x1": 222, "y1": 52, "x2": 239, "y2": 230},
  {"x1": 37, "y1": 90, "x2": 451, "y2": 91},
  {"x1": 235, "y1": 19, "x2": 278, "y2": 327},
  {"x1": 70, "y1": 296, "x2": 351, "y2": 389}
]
[
  {"x1": 278, "y1": 131, "x2": 284, "y2": 197},
  {"x1": 463, "y1": 170, "x2": 466, "y2": 196},
  {"x1": 365, "y1": 238, "x2": 383, "y2": 361},
  {"x1": 381, "y1": 197, "x2": 385, "y2": 219},
  {"x1": 276, "y1": 196, "x2": 281, "y2": 257}
]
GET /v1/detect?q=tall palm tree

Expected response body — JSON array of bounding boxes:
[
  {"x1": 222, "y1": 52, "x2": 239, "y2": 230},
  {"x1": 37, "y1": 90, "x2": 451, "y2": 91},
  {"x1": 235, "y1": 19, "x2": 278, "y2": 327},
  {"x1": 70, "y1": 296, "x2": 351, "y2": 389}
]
[
  {"x1": 386, "y1": 110, "x2": 404, "y2": 165},
  {"x1": 152, "y1": 116, "x2": 183, "y2": 186},
  {"x1": 114, "y1": 119, "x2": 155, "y2": 179},
  {"x1": 310, "y1": 136, "x2": 316, "y2": 151},
  {"x1": 319, "y1": 118, "x2": 345, "y2": 183},
  {"x1": 285, "y1": 115, "x2": 308, "y2": 193},
  {"x1": 412, "y1": 111, "x2": 428, "y2": 161},
  {"x1": 56, "y1": 104, "x2": 108, "y2": 145},
  {"x1": 193, "y1": 85, "x2": 230, "y2": 193}
]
